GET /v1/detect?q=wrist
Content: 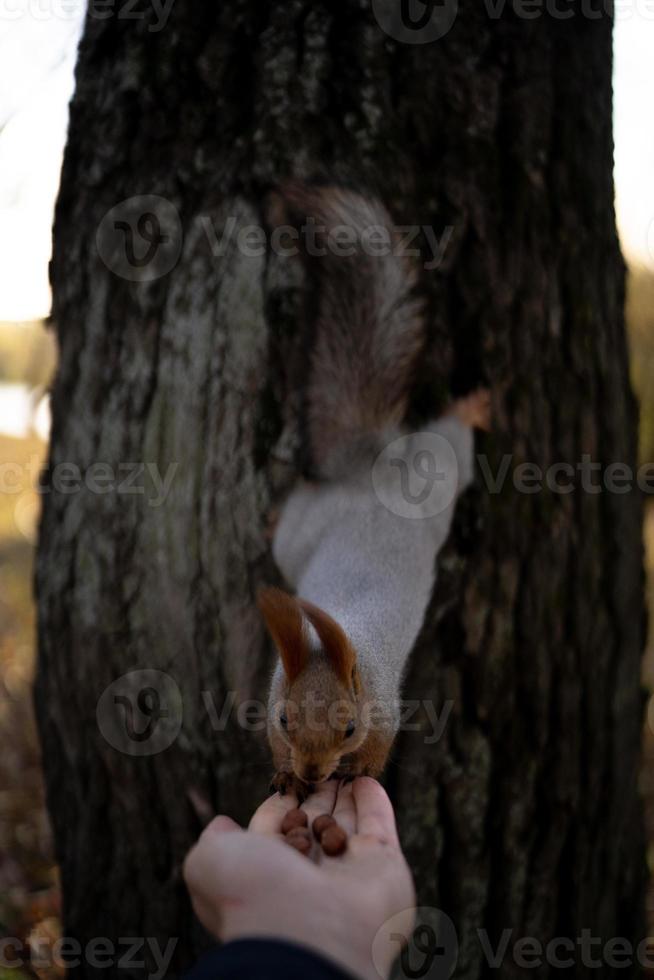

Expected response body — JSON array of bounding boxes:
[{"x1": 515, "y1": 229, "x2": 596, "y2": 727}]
[
  {"x1": 222, "y1": 916, "x2": 385, "y2": 980},
  {"x1": 188, "y1": 938, "x2": 364, "y2": 980}
]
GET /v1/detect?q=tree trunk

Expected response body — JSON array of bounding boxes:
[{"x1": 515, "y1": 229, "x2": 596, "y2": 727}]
[{"x1": 35, "y1": 2, "x2": 646, "y2": 977}]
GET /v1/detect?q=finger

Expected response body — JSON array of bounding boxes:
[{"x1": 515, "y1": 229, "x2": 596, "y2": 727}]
[
  {"x1": 184, "y1": 815, "x2": 243, "y2": 879},
  {"x1": 207, "y1": 815, "x2": 242, "y2": 835},
  {"x1": 330, "y1": 780, "x2": 357, "y2": 836},
  {"x1": 184, "y1": 816, "x2": 280, "y2": 898},
  {"x1": 300, "y1": 780, "x2": 339, "y2": 828},
  {"x1": 352, "y1": 777, "x2": 400, "y2": 847},
  {"x1": 249, "y1": 792, "x2": 299, "y2": 835}
]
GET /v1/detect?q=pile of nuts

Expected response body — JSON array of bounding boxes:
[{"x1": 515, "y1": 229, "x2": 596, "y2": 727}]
[{"x1": 281, "y1": 808, "x2": 347, "y2": 857}]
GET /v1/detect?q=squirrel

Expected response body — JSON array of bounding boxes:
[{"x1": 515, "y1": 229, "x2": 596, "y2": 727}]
[{"x1": 257, "y1": 182, "x2": 490, "y2": 800}]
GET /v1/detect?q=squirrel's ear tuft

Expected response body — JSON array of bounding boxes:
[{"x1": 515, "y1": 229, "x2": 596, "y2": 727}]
[
  {"x1": 257, "y1": 587, "x2": 309, "y2": 684},
  {"x1": 298, "y1": 599, "x2": 357, "y2": 691}
]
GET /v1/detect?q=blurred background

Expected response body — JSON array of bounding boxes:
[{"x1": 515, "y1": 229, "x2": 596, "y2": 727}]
[{"x1": 0, "y1": 5, "x2": 653, "y2": 976}]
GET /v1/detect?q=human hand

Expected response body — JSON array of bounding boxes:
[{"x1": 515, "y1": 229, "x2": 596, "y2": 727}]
[{"x1": 183, "y1": 778, "x2": 416, "y2": 980}]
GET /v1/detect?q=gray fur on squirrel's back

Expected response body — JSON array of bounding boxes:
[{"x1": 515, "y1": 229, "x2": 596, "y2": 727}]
[
  {"x1": 273, "y1": 415, "x2": 474, "y2": 715},
  {"x1": 272, "y1": 184, "x2": 474, "y2": 722}
]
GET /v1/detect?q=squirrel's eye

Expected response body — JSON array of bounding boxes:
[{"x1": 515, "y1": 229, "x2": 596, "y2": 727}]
[
  {"x1": 280, "y1": 713, "x2": 288, "y2": 730},
  {"x1": 345, "y1": 721, "x2": 356, "y2": 738}
]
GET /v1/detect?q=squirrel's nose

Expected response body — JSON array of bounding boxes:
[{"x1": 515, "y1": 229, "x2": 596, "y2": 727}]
[{"x1": 302, "y1": 764, "x2": 320, "y2": 782}]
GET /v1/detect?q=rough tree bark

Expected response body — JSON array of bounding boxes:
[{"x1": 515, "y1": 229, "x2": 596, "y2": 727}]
[{"x1": 35, "y1": 2, "x2": 646, "y2": 977}]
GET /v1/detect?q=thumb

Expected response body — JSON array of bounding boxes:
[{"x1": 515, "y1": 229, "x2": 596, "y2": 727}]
[{"x1": 183, "y1": 815, "x2": 244, "y2": 897}]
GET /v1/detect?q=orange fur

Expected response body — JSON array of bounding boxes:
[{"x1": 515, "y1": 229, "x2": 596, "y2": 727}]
[
  {"x1": 298, "y1": 598, "x2": 358, "y2": 692},
  {"x1": 257, "y1": 587, "x2": 309, "y2": 683}
]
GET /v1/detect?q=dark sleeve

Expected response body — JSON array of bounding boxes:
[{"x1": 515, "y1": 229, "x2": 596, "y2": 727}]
[{"x1": 184, "y1": 938, "x2": 359, "y2": 980}]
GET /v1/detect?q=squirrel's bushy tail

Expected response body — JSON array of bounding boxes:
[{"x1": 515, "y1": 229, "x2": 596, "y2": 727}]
[{"x1": 278, "y1": 182, "x2": 425, "y2": 479}]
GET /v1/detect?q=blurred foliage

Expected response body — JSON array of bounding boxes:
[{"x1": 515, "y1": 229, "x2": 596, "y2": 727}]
[
  {"x1": 627, "y1": 266, "x2": 654, "y2": 689},
  {"x1": 635, "y1": 270, "x2": 654, "y2": 933},
  {"x1": 0, "y1": 323, "x2": 56, "y2": 390},
  {"x1": 626, "y1": 265, "x2": 654, "y2": 466},
  {"x1": 0, "y1": 324, "x2": 60, "y2": 978}
]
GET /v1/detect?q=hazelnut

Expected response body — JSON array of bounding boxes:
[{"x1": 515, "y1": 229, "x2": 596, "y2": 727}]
[
  {"x1": 320, "y1": 825, "x2": 347, "y2": 856},
  {"x1": 281, "y1": 809, "x2": 309, "y2": 834},
  {"x1": 312, "y1": 814, "x2": 335, "y2": 841},
  {"x1": 286, "y1": 827, "x2": 312, "y2": 856}
]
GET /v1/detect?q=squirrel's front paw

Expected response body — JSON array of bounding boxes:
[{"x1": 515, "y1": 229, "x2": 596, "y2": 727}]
[
  {"x1": 333, "y1": 761, "x2": 364, "y2": 783},
  {"x1": 334, "y1": 748, "x2": 386, "y2": 782},
  {"x1": 270, "y1": 770, "x2": 314, "y2": 803},
  {"x1": 449, "y1": 388, "x2": 491, "y2": 432}
]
